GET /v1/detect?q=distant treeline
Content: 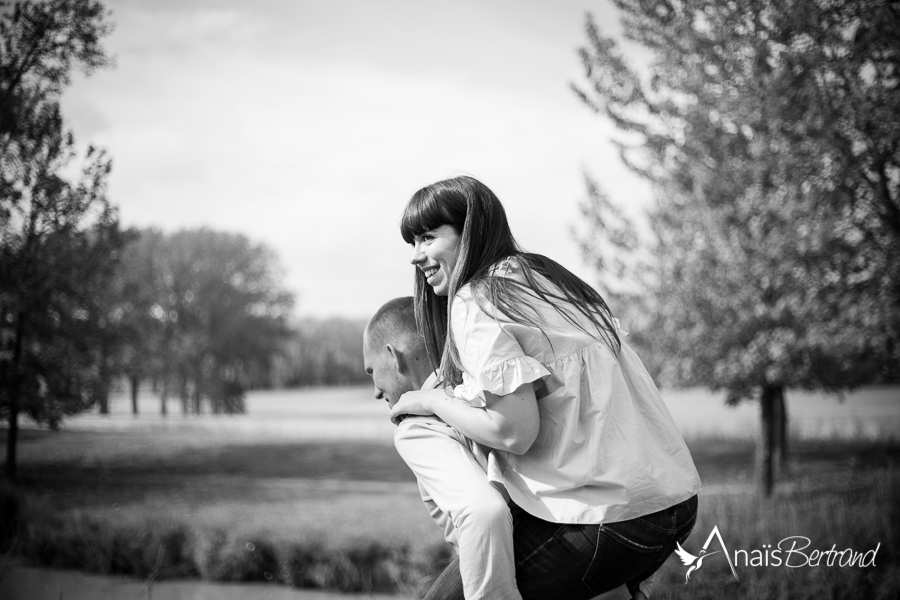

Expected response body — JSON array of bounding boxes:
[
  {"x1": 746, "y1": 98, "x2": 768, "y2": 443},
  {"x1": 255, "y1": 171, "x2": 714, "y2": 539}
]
[
  {"x1": 274, "y1": 317, "x2": 369, "y2": 388},
  {"x1": 0, "y1": 2, "x2": 367, "y2": 482},
  {"x1": 108, "y1": 228, "x2": 371, "y2": 415}
]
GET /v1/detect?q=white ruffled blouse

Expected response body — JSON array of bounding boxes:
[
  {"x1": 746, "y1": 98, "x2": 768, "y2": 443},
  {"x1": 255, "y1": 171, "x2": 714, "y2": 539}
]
[{"x1": 450, "y1": 258, "x2": 701, "y2": 524}]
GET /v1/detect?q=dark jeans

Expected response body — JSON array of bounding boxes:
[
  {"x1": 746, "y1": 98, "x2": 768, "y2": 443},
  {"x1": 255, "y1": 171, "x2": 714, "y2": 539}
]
[{"x1": 424, "y1": 495, "x2": 698, "y2": 600}]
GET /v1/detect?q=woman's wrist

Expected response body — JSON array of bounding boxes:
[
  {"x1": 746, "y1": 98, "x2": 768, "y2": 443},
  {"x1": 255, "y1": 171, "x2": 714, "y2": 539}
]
[
  {"x1": 427, "y1": 383, "x2": 539, "y2": 455},
  {"x1": 429, "y1": 387, "x2": 456, "y2": 417}
]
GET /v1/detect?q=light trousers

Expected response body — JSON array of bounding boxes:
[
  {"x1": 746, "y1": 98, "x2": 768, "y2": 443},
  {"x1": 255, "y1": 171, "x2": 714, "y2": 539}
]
[
  {"x1": 394, "y1": 417, "x2": 633, "y2": 600},
  {"x1": 395, "y1": 416, "x2": 523, "y2": 600}
]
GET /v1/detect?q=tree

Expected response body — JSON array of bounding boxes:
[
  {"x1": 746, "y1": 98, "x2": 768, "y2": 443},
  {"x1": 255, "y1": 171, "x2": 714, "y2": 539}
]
[
  {"x1": 0, "y1": 0, "x2": 117, "y2": 479},
  {"x1": 88, "y1": 226, "x2": 159, "y2": 415},
  {"x1": 145, "y1": 229, "x2": 294, "y2": 414},
  {"x1": 573, "y1": 0, "x2": 899, "y2": 494}
]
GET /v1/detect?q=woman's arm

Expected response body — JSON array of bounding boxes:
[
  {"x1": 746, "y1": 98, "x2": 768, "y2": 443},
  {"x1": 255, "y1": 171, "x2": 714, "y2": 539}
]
[{"x1": 389, "y1": 382, "x2": 540, "y2": 455}]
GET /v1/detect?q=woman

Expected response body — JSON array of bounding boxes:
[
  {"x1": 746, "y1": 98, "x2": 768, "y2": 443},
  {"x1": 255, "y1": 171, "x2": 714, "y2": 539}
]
[{"x1": 390, "y1": 176, "x2": 701, "y2": 600}]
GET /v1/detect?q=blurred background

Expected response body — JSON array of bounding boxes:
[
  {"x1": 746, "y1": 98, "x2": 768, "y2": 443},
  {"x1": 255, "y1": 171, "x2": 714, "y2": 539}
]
[{"x1": 1, "y1": 0, "x2": 898, "y2": 599}]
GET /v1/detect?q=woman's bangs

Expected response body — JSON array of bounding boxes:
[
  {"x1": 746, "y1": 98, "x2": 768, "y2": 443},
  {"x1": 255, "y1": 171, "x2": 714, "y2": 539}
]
[{"x1": 400, "y1": 191, "x2": 452, "y2": 244}]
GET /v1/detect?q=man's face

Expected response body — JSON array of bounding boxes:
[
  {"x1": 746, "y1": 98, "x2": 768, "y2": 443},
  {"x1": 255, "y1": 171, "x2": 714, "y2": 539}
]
[{"x1": 363, "y1": 330, "x2": 417, "y2": 407}]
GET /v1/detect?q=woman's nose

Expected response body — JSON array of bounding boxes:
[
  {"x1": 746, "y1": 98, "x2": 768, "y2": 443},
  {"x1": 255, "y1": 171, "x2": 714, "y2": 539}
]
[{"x1": 410, "y1": 242, "x2": 424, "y2": 265}]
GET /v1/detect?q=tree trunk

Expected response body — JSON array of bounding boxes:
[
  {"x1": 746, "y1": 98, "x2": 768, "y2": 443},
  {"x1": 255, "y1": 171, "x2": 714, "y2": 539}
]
[
  {"x1": 160, "y1": 377, "x2": 168, "y2": 416},
  {"x1": 757, "y1": 385, "x2": 777, "y2": 497},
  {"x1": 130, "y1": 375, "x2": 139, "y2": 415},
  {"x1": 5, "y1": 314, "x2": 26, "y2": 481},
  {"x1": 98, "y1": 344, "x2": 110, "y2": 415},
  {"x1": 775, "y1": 387, "x2": 789, "y2": 474},
  {"x1": 192, "y1": 365, "x2": 202, "y2": 414},
  {"x1": 180, "y1": 373, "x2": 189, "y2": 415},
  {"x1": 97, "y1": 383, "x2": 109, "y2": 414},
  {"x1": 192, "y1": 384, "x2": 201, "y2": 415},
  {"x1": 5, "y1": 404, "x2": 18, "y2": 482}
]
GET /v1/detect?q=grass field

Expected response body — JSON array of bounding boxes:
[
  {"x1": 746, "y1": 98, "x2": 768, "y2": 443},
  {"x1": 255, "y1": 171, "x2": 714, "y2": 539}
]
[{"x1": 2, "y1": 385, "x2": 899, "y2": 598}]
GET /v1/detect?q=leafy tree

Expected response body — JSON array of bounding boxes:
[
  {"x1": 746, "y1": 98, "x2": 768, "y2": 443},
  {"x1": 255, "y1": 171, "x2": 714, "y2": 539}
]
[
  {"x1": 574, "y1": 0, "x2": 899, "y2": 494},
  {"x1": 89, "y1": 227, "x2": 163, "y2": 415},
  {"x1": 0, "y1": 0, "x2": 117, "y2": 479},
  {"x1": 114, "y1": 228, "x2": 166, "y2": 414},
  {"x1": 145, "y1": 229, "x2": 294, "y2": 414}
]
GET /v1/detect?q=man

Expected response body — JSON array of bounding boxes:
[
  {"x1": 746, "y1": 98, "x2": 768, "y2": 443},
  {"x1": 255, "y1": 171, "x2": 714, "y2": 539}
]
[
  {"x1": 363, "y1": 297, "x2": 640, "y2": 600},
  {"x1": 364, "y1": 296, "x2": 519, "y2": 600}
]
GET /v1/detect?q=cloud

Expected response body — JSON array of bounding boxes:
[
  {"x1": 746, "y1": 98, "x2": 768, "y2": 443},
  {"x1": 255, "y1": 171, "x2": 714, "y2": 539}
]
[{"x1": 61, "y1": 0, "x2": 651, "y2": 317}]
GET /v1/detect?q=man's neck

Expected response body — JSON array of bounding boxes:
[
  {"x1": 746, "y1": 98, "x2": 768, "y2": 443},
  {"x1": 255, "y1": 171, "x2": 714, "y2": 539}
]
[
  {"x1": 418, "y1": 369, "x2": 440, "y2": 390},
  {"x1": 408, "y1": 359, "x2": 437, "y2": 390}
]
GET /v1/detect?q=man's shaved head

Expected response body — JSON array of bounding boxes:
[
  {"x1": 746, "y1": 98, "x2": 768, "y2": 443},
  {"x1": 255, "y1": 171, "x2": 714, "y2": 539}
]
[
  {"x1": 365, "y1": 297, "x2": 422, "y2": 353},
  {"x1": 363, "y1": 297, "x2": 432, "y2": 407}
]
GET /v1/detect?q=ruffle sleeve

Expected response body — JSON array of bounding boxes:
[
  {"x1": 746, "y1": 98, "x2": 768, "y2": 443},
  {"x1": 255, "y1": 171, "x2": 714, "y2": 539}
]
[
  {"x1": 453, "y1": 355, "x2": 551, "y2": 407},
  {"x1": 450, "y1": 282, "x2": 551, "y2": 407}
]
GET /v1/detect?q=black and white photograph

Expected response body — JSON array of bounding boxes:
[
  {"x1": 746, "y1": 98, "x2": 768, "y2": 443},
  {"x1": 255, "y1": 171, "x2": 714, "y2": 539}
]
[{"x1": 0, "y1": 1, "x2": 897, "y2": 599}]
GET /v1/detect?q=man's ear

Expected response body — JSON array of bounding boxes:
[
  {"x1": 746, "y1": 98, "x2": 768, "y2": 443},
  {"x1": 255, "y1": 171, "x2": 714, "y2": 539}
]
[{"x1": 385, "y1": 344, "x2": 408, "y2": 375}]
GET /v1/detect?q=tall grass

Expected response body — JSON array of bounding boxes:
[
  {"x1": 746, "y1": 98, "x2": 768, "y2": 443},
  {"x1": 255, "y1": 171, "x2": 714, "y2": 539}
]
[
  {"x1": 649, "y1": 469, "x2": 899, "y2": 599},
  {"x1": 3, "y1": 426, "x2": 898, "y2": 598},
  {"x1": 1, "y1": 468, "x2": 896, "y2": 598}
]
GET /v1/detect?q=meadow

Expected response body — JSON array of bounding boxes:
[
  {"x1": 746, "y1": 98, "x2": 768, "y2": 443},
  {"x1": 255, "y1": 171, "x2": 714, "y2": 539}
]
[{"x1": 1, "y1": 385, "x2": 898, "y2": 599}]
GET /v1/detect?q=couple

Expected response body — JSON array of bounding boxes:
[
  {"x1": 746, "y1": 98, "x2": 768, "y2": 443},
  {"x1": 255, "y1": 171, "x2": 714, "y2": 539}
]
[{"x1": 362, "y1": 176, "x2": 701, "y2": 600}]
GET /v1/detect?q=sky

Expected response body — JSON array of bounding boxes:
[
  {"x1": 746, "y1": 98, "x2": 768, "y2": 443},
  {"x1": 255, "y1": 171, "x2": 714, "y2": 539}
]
[{"x1": 62, "y1": 0, "x2": 652, "y2": 319}]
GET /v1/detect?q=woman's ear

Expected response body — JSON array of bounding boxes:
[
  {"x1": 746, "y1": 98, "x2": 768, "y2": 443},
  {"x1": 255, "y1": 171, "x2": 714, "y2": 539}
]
[{"x1": 386, "y1": 344, "x2": 408, "y2": 375}]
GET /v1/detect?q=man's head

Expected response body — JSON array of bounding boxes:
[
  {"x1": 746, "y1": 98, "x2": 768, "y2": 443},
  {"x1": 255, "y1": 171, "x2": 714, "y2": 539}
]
[{"x1": 363, "y1": 297, "x2": 431, "y2": 407}]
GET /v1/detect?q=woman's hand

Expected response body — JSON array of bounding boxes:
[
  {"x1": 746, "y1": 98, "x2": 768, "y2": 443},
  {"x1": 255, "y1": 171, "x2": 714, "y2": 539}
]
[
  {"x1": 389, "y1": 388, "x2": 450, "y2": 425},
  {"x1": 392, "y1": 382, "x2": 540, "y2": 455}
]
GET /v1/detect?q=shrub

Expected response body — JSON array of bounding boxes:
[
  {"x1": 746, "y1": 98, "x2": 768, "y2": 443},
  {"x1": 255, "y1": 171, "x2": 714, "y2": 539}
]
[
  {"x1": 278, "y1": 539, "x2": 328, "y2": 588},
  {"x1": 193, "y1": 529, "x2": 279, "y2": 582}
]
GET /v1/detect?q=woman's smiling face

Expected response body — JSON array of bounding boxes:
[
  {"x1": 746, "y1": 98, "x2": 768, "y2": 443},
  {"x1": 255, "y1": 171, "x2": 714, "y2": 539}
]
[{"x1": 410, "y1": 224, "x2": 461, "y2": 296}]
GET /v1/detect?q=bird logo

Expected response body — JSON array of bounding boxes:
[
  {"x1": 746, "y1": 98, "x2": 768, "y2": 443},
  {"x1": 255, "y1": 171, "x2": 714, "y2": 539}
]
[{"x1": 675, "y1": 541, "x2": 720, "y2": 583}]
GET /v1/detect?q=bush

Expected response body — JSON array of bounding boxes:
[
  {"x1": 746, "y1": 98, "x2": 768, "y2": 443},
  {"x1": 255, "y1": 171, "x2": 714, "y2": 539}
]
[
  {"x1": 193, "y1": 529, "x2": 279, "y2": 582},
  {"x1": 279, "y1": 539, "x2": 425, "y2": 593},
  {"x1": 13, "y1": 505, "x2": 200, "y2": 580},
  {"x1": 0, "y1": 489, "x2": 442, "y2": 594},
  {"x1": 3, "y1": 462, "x2": 896, "y2": 599},
  {"x1": 278, "y1": 539, "x2": 328, "y2": 588}
]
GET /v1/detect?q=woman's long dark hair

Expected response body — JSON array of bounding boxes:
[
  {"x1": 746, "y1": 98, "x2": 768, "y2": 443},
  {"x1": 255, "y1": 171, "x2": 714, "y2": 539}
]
[{"x1": 400, "y1": 176, "x2": 620, "y2": 388}]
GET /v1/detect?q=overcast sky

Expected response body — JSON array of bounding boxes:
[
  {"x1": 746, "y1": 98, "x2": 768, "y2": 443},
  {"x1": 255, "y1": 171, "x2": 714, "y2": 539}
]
[{"x1": 62, "y1": 0, "x2": 652, "y2": 319}]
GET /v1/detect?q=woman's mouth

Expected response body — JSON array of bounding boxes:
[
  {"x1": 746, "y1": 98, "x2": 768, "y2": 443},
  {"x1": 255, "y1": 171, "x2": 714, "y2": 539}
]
[{"x1": 423, "y1": 266, "x2": 439, "y2": 281}]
